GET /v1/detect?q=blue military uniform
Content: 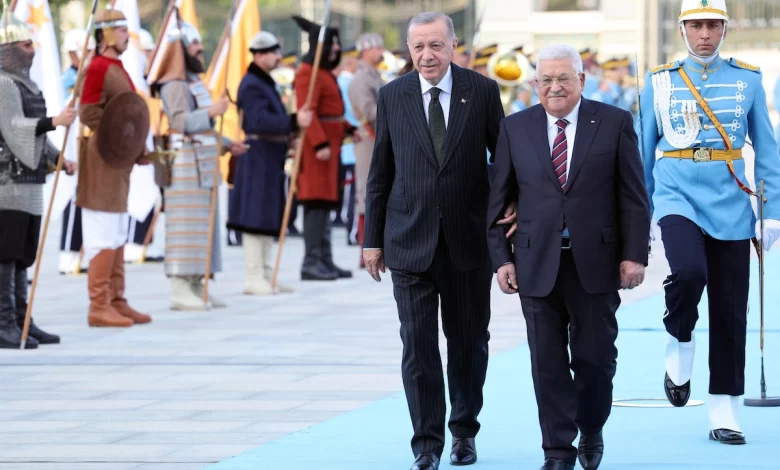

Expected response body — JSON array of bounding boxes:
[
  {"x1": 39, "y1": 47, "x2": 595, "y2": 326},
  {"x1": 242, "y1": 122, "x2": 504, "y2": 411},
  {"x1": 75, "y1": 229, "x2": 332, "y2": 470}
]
[{"x1": 640, "y1": 55, "x2": 780, "y2": 407}]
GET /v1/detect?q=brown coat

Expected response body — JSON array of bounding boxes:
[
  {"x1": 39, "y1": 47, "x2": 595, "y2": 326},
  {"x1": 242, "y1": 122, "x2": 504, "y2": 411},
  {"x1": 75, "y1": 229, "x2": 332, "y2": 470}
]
[
  {"x1": 293, "y1": 63, "x2": 352, "y2": 203},
  {"x1": 76, "y1": 55, "x2": 143, "y2": 213},
  {"x1": 348, "y1": 62, "x2": 383, "y2": 214}
]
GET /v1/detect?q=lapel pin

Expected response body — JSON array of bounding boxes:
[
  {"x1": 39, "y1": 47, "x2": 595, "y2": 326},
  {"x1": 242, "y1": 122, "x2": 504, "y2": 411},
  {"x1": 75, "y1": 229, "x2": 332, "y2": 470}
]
[
  {"x1": 461, "y1": 98, "x2": 467, "y2": 104},
  {"x1": 591, "y1": 120, "x2": 595, "y2": 123}
]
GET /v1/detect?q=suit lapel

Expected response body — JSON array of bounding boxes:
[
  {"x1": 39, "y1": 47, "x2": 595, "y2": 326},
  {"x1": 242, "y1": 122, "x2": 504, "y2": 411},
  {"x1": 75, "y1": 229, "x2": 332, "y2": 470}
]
[
  {"x1": 441, "y1": 65, "x2": 473, "y2": 171},
  {"x1": 402, "y1": 72, "x2": 438, "y2": 168},
  {"x1": 564, "y1": 99, "x2": 600, "y2": 193},
  {"x1": 529, "y1": 106, "x2": 559, "y2": 187}
]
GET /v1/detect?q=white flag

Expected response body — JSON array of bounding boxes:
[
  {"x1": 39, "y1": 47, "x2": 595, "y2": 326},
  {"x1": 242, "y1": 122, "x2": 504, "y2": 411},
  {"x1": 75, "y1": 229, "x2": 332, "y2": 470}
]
[{"x1": 114, "y1": 0, "x2": 159, "y2": 221}]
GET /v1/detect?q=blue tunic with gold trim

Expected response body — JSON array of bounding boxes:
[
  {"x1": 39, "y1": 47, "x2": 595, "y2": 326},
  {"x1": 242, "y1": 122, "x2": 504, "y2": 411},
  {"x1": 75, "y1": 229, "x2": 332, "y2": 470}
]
[{"x1": 640, "y1": 56, "x2": 780, "y2": 240}]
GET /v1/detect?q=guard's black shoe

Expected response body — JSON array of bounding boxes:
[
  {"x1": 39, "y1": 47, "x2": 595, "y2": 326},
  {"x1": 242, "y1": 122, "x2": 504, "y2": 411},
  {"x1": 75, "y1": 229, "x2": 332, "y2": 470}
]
[
  {"x1": 709, "y1": 429, "x2": 746, "y2": 445},
  {"x1": 664, "y1": 372, "x2": 690, "y2": 407}
]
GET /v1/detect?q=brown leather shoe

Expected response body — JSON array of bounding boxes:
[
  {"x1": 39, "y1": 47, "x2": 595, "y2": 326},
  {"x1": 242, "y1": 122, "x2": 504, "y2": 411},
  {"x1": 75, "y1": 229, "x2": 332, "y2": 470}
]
[
  {"x1": 110, "y1": 246, "x2": 151, "y2": 324},
  {"x1": 87, "y1": 249, "x2": 132, "y2": 328}
]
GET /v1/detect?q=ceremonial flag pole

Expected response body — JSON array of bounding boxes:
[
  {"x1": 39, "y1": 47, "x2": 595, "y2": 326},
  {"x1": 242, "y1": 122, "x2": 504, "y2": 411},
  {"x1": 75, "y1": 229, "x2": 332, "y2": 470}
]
[
  {"x1": 272, "y1": 1, "x2": 332, "y2": 291},
  {"x1": 20, "y1": 0, "x2": 100, "y2": 349}
]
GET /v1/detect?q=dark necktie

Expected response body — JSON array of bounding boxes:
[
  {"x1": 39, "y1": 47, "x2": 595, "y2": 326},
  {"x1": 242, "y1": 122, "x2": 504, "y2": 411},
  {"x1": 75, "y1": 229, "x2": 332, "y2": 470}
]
[
  {"x1": 428, "y1": 87, "x2": 446, "y2": 166},
  {"x1": 552, "y1": 119, "x2": 569, "y2": 189}
]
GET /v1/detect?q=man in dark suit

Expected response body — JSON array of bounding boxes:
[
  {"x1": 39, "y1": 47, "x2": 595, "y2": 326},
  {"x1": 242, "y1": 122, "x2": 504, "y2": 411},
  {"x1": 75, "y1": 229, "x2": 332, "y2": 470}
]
[
  {"x1": 487, "y1": 44, "x2": 650, "y2": 470},
  {"x1": 363, "y1": 12, "x2": 506, "y2": 470}
]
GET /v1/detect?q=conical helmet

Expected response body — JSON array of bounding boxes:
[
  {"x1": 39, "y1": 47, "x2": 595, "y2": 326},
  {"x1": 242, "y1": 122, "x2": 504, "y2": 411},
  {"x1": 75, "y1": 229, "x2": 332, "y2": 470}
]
[{"x1": 1, "y1": 4, "x2": 32, "y2": 46}]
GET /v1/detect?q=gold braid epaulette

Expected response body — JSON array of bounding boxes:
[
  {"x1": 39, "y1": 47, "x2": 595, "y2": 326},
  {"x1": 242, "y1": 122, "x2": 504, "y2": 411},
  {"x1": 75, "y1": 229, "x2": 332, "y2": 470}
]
[{"x1": 651, "y1": 62, "x2": 679, "y2": 74}]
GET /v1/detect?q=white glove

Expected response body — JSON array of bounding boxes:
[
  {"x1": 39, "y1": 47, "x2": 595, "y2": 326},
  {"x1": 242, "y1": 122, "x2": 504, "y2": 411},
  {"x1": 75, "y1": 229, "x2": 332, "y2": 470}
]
[
  {"x1": 755, "y1": 219, "x2": 780, "y2": 251},
  {"x1": 650, "y1": 225, "x2": 656, "y2": 242}
]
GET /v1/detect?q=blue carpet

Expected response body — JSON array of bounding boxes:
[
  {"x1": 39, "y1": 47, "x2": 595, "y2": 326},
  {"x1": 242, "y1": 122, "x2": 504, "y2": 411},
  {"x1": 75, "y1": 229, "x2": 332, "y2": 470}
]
[{"x1": 209, "y1": 253, "x2": 780, "y2": 469}]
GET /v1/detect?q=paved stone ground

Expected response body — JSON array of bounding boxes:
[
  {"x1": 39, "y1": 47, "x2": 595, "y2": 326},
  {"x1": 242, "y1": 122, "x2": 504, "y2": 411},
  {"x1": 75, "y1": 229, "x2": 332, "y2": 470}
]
[{"x1": 0, "y1": 207, "x2": 673, "y2": 469}]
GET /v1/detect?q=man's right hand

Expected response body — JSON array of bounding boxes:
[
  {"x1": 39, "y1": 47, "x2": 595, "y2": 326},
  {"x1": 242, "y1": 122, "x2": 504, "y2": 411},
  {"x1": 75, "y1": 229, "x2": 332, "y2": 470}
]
[
  {"x1": 53, "y1": 107, "x2": 77, "y2": 127},
  {"x1": 497, "y1": 263, "x2": 518, "y2": 294},
  {"x1": 363, "y1": 249, "x2": 385, "y2": 282},
  {"x1": 208, "y1": 96, "x2": 230, "y2": 118},
  {"x1": 316, "y1": 147, "x2": 331, "y2": 161},
  {"x1": 296, "y1": 104, "x2": 313, "y2": 128}
]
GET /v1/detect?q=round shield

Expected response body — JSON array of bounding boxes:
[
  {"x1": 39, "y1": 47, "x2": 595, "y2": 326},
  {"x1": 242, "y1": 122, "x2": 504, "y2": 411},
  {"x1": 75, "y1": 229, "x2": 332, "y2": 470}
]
[{"x1": 97, "y1": 92, "x2": 150, "y2": 168}]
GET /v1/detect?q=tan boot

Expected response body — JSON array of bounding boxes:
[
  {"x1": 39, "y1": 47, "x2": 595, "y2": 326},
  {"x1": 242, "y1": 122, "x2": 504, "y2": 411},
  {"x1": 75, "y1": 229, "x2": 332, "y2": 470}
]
[
  {"x1": 110, "y1": 246, "x2": 152, "y2": 324},
  {"x1": 261, "y1": 236, "x2": 293, "y2": 293},
  {"x1": 87, "y1": 250, "x2": 133, "y2": 328},
  {"x1": 244, "y1": 235, "x2": 273, "y2": 296}
]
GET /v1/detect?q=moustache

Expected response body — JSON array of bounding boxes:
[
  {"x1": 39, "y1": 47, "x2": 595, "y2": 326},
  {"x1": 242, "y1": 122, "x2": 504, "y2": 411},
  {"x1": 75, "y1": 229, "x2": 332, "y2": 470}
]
[
  {"x1": 419, "y1": 62, "x2": 439, "y2": 67},
  {"x1": 548, "y1": 91, "x2": 567, "y2": 97}
]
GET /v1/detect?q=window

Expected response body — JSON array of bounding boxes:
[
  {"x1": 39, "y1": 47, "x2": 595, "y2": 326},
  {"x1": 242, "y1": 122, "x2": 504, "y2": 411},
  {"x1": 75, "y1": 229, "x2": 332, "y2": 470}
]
[{"x1": 537, "y1": 0, "x2": 600, "y2": 11}]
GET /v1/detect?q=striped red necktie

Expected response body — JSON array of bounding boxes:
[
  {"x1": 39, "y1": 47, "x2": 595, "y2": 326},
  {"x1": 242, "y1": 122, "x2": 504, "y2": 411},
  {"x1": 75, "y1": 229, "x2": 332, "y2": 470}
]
[{"x1": 552, "y1": 119, "x2": 569, "y2": 189}]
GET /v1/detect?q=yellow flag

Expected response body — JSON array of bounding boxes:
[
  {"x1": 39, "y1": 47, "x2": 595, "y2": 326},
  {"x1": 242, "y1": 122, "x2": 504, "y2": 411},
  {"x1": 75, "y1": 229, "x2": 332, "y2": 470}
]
[
  {"x1": 176, "y1": 0, "x2": 199, "y2": 30},
  {"x1": 205, "y1": 0, "x2": 261, "y2": 181}
]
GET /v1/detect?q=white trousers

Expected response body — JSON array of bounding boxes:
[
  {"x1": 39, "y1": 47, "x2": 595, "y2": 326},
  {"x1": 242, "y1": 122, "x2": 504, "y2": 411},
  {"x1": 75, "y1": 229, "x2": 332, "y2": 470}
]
[{"x1": 81, "y1": 209, "x2": 129, "y2": 263}]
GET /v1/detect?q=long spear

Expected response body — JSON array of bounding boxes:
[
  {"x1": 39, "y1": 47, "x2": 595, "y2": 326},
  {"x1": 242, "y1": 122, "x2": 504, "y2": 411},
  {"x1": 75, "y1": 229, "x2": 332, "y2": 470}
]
[
  {"x1": 202, "y1": 0, "x2": 239, "y2": 305},
  {"x1": 272, "y1": 1, "x2": 332, "y2": 291},
  {"x1": 20, "y1": 0, "x2": 100, "y2": 349}
]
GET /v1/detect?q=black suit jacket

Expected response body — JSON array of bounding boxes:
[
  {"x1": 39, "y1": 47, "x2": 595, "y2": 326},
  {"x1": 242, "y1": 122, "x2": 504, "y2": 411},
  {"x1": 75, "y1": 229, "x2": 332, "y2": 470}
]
[
  {"x1": 364, "y1": 64, "x2": 504, "y2": 272},
  {"x1": 487, "y1": 99, "x2": 650, "y2": 297}
]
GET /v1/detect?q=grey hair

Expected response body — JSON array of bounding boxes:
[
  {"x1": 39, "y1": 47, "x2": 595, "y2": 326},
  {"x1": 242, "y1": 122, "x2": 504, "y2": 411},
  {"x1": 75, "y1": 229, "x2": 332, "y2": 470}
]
[
  {"x1": 407, "y1": 12, "x2": 456, "y2": 40},
  {"x1": 536, "y1": 44, "x2": 583, "y2": 74}
]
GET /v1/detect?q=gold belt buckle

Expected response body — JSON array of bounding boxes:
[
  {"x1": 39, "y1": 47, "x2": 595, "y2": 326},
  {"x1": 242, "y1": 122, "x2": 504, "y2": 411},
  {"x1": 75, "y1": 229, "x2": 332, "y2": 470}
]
[{"x1": 692, "y1": 147, "x2": 713, "y2": 162}]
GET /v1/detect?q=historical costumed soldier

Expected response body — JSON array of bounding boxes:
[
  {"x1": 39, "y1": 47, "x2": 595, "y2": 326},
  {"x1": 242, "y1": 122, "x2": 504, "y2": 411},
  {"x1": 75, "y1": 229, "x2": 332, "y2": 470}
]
[
  {"x1": 78, "y1": 9, "x2": 152, "y2": 328},
  {"x1": 227, "y1": 31, "x2": 311, "y2": 295},
  {"x1": 0, "y1": 10, "x2": 77, "y2": 348},
  {"x1": 292, "y1": 15, "x2": 360, "y2": 281},
  {"x1": 347, "y1": 32, "x2": 385, "y2": 269},
  {"x1": 640, "y1": 0, "x2": 780, "y2": 444},
  {"x1": 150, "y1": 21, "x2": 247, "y2": 310}
]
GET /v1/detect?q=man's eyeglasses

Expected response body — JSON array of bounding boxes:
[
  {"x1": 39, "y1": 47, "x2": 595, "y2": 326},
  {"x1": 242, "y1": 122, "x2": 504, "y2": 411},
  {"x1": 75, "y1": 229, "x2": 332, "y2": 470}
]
[{"x1": 538, "y1": 74, "x2": 580, "y2": 89}]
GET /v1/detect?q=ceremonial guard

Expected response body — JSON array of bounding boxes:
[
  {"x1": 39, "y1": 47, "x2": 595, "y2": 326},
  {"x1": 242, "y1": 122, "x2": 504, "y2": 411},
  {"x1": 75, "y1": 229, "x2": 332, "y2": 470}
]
[
  {"x1": 77, "y1": 9, "x2": 152, "y2": 328},
  {"x1": 227, "y1": 31, "x2": 311, "y2": 296},
  {"x1": 347, "y1": 33, "x2": 385, "y2": 268},
  {"x1": 640, "y1": 0, "x2": 780, "y2": 444},
  {"x1": 150, "y1": 21, "x2": 246, "y2": 309},
  {"x1": 292, "y1": 15, "x2": 358, "y2": 281},
  {"x1": 0, "y1": 10, "x2": 76, "y2": 348}
]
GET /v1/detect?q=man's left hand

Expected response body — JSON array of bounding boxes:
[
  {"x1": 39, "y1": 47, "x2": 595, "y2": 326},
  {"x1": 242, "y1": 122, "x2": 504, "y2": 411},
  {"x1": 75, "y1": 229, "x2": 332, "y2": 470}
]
[
  {"x1": 755, "y1": 219, "x2": 780, "y2": 251},
  {"x1": 497, "y1": 201, "x2": 517, "y2": 238},
  {"x1": 62, "y1": 160, "x2": 77, "y2": 175},
  {"x1": 228, "y1": 142, "x2": 249, "y2": 157},
  {"x1": 351, "y1": 131, "x2": 363, "y2": 143},
  {"x1": 620, "y1": 260, "x2": 645, "y2": 290}
]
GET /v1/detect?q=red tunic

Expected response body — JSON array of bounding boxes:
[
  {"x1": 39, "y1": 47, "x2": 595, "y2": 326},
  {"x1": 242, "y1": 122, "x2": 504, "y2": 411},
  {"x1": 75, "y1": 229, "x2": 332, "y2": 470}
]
[{"x1": 293, "y1": 63, "x2": 351, "y2": 202}]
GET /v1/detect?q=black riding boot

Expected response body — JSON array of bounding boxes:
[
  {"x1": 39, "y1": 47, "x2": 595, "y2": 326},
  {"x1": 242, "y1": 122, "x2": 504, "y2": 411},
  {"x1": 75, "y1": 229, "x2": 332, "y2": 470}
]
[
  {"x1": 0, "y1": 262, "x2": 38, "y2": 349},
  {"x1": 321, "y1": 217, "x2": 352, "y2": 279},
  {"x1": 14, "y1": 267, "x2": 60, "y2": 344},
  {"x1": 301, "y1": 207, "x2": 337, "y2": 281}
]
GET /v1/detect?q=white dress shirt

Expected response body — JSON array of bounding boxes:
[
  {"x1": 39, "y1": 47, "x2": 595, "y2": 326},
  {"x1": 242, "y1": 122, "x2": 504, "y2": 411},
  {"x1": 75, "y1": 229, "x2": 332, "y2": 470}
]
[
  {"x1": 419, "y1": 65, "x2": 453, "y2": 128},
  {"x1": 545, "y1": 98, "x2": 582, "y2": 176}
]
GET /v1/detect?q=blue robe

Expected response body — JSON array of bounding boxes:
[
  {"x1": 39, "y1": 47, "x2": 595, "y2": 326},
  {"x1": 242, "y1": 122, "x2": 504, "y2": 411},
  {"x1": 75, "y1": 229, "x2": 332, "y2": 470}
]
[
  {"x1": 640, "y1": 56, "x2": 780, "y2": 240},
  {"x1": 227, "y1": 64, "x2": 295, "y2": 236}
]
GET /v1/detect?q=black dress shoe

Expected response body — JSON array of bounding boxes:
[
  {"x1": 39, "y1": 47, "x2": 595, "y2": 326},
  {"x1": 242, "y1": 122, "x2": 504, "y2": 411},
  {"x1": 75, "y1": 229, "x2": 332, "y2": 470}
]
[
  {"x1": 540, "y1": 458, "x2": 575, "y2": 470},
  {"x1": 664, "y1": 372, "x2": 690, "y2": 407},
  {"x1": 410, "y1": 453, "x2": 439, "y2": 470},
  {"x1": 578, "y1": 431, "x2": 604, "y2": 470},
  {"x1": 450, "y1": 437, "x2": 477, "y2": 466},
  {"x1": 709, "y1": 429, "x2": 746, "y2": 445}
]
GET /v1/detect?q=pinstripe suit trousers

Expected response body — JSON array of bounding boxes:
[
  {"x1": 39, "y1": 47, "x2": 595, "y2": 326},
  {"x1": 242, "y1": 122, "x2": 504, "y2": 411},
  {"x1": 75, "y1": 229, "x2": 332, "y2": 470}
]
[{"x1": 390, "y1": 229, "x2": 492, "y2": 458}]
